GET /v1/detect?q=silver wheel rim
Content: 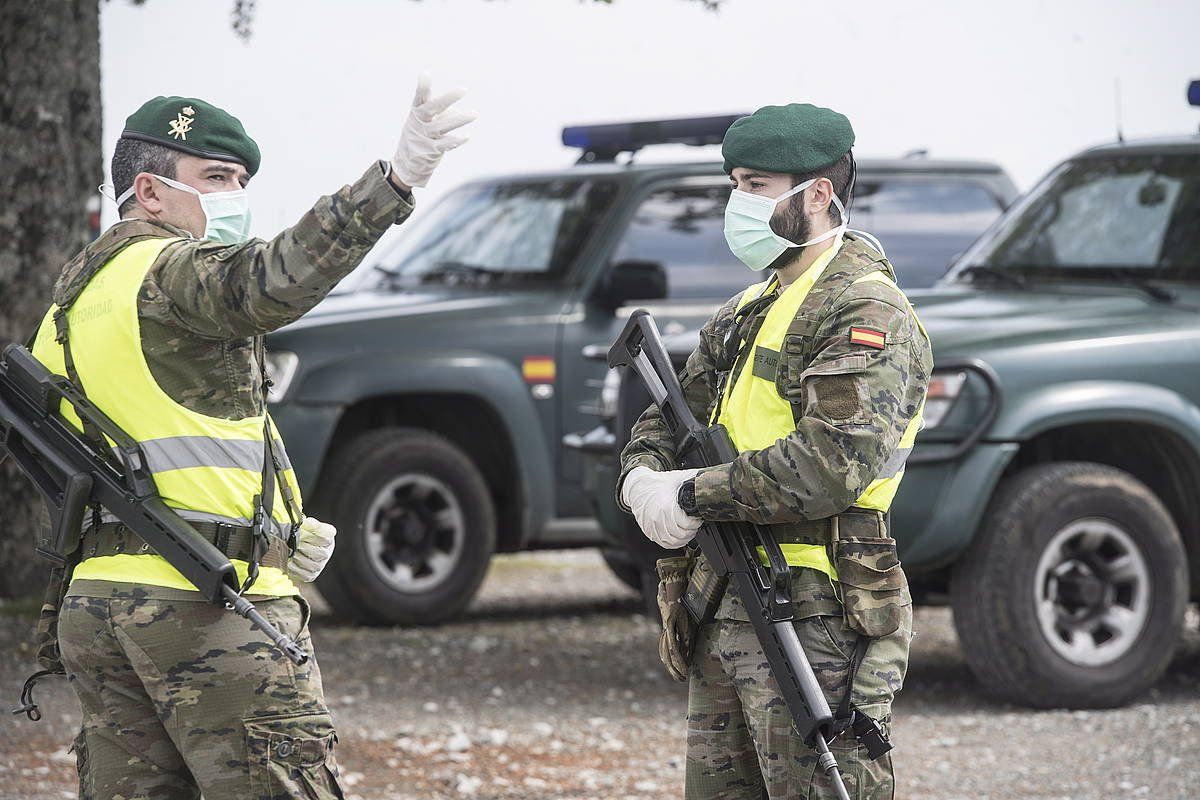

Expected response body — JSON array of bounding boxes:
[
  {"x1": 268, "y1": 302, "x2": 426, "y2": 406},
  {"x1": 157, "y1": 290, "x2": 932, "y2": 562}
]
[
  {"x1": 1034, "y1": 518, "x2": 1150, "y2": 667},
  {"x1": 364, "y1": 473, "x2": 465, "y2": 594}
]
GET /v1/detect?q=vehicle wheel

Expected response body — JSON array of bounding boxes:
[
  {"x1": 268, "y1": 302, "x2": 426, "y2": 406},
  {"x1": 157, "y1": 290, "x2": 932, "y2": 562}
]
[
  {"x1": 601, "y1": 545, "x2": 661, "y2": 616},
  {"x1": 313, "y1": 427, "x2": 496, "y2": 626},
  {"x1": 601, "y1": 546, "x2": 644, "y2": 591},
  {"x1": 950, "y1": 461, "x2": 1188, "y2": 709}
]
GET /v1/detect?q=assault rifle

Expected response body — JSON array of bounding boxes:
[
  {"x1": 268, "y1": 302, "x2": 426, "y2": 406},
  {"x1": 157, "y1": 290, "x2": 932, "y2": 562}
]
[
  {"x1": 0, "y1": 344, "x2": 308, "y2": 696},
  {"x1": 609, "y1": 310, "x2": 856, "y2": 800}
]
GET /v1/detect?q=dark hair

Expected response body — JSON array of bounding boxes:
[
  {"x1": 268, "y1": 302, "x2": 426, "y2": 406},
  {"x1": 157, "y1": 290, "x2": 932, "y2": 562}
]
[
  {"x1": 111, "y1": 138, "x2": 180, "y2": 216},
  {"x1": 792, "y1": 150, "x2": 856, "y2": 224}
]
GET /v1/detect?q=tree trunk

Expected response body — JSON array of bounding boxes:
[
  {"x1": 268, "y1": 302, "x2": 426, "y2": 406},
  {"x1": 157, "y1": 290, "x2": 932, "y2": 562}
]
[{"x1": 0, "y1": 0, "x2": 102, "y2": 598}]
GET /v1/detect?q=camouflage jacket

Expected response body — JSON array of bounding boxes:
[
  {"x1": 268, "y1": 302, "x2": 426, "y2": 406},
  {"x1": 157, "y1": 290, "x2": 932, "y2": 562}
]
[
  {"x1": 619, "y1": 237, "x2": 933, "y2": 525},
  {"x1": 50, "y1": 161, "x2": 413, "y2": 420}
]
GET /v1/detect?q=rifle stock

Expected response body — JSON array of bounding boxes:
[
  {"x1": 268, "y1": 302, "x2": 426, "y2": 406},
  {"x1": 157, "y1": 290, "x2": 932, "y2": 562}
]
[{"x1": 609, "y1": 310, "x2": 852, "y2": 800}]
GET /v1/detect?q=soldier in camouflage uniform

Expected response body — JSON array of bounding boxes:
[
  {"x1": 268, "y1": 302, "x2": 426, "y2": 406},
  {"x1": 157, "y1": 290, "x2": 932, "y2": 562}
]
[
  {"x1": 36, "y1": 81, "x2": 474, "y2": 798},
  {"x1": 618, "y1": 104, "x2": 932, "y2": 799}
]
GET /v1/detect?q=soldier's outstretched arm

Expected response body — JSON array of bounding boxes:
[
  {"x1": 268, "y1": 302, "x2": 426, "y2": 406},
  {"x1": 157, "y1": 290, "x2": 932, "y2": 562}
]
[
  {"x1": 144, "y1": 73, "x2": 475, "y2": 341},
  {"x1": 691, "y1": 288, "x2": 932, "y2": 524},
  {"x1": 143, "y1": 163, "x2": 413, "y2": 340},
  {"x1": 616, "y1": 294, "x2": 739, "y2": 509}
]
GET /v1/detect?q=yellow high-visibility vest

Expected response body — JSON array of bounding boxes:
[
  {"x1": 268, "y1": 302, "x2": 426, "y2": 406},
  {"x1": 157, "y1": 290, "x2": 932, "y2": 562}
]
[
  {"x1": 31, "y1": 237, "x2": 302, "y2": 595},
  {"x1": 713, "y1": 239, "x2": 926, "y2": 574}
]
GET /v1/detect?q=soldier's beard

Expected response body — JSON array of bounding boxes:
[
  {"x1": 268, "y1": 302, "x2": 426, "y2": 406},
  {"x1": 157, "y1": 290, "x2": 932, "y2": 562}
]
[{"x1": 766, "y1": 199, "x2": 812, "y2": 273}]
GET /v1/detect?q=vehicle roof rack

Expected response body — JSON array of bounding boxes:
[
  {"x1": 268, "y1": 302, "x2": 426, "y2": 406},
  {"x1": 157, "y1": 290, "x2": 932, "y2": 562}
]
[{"x1": 562, "y1": 114, "x2": 748, "y2": 164}]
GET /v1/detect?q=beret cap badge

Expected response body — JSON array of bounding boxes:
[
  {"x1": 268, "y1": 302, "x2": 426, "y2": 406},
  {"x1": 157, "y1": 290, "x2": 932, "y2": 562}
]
[{"x1": 168, "y1": 109, "x2": 195, "y2": 141}]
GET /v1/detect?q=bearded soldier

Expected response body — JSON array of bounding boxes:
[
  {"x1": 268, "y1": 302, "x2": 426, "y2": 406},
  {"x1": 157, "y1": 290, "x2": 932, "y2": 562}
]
[
  {"x1": 32, "y1": 76, "x2": 473, "y2": 798},
  {"x1": 619, "y1": 103, "x2": 931, "y2": 799}
]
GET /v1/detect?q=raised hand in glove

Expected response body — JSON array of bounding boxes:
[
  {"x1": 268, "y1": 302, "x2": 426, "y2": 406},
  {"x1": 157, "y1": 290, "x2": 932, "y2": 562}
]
[
  {"x1": 391, "y1": 73, "x2": 477, "y2": 189},
  {"x1": 621, "y1": 465, "x2": 702, "y2": 549},
  {"x1": 287, "y1": 517, "x2": 337, "y2": 583}
]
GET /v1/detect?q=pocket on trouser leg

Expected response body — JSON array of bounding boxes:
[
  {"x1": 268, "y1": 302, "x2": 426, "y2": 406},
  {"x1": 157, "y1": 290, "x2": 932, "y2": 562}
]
[
  {"x1": 833, "y1": 536, "x2": 911, "y2": 638},
  {"x1": 245, "y1": 711, "x2": 343, "y2": 799}
]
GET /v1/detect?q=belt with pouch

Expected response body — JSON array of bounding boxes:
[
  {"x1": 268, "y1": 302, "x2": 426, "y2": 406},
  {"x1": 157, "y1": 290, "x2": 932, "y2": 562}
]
[
  {"x1": 683, "y1": 507, "x2": 887, "y2": 623},
  {"x1": 78, "y1": 521, "x2": 290, "y2": 571},
  {"x1": 771, "y1": 507, "x2": 887, "y2": 546}
]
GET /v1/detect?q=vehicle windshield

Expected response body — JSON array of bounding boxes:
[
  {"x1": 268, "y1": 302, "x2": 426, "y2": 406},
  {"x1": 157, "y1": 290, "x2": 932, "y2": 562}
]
[
  {"x1": 947, "y1": 152, "x2": 1200, "y2": 282},
  {"x1": 363, "y1": 178, "x2": 618, "y2": 289}
]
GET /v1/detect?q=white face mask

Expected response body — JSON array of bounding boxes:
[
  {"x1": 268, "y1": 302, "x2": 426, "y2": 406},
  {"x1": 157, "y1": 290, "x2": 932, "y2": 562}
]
[
  {"x1": 723, "y1": 179, "x2": 849, "y2": 271},
  {"x1": 111, "y1": 174, "x2": 252, "y2": 245}
]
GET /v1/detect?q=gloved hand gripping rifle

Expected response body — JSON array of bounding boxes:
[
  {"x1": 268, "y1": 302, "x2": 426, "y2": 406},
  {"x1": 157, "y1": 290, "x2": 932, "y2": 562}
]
[
  {"x1": 0, "y1": 344, "x2": 307, "y2": 718},
  {"x1": 609, "y1": 310, "x2": 854, "y2": 800}
]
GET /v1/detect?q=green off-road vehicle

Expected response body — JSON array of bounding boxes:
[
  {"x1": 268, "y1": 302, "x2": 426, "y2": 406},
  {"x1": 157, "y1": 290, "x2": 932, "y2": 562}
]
[
  {"x1": 263, "y1": 115, "x2": 1015, "y2": 626},
  {"x1": 578, "y1": 86, "x2": 1200, "y2": 709}
]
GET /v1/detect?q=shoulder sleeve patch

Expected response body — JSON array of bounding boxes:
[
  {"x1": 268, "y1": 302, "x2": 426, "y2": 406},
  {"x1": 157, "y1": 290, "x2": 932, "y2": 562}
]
[{"x1": 849, "y1": 327, "x2": 886, "y2": 349}]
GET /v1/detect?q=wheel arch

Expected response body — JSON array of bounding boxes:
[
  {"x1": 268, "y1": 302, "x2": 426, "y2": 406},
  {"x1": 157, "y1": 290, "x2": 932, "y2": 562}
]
[{"x1": 1005, "y1": 419, "x2": 1200, "y2": 601}]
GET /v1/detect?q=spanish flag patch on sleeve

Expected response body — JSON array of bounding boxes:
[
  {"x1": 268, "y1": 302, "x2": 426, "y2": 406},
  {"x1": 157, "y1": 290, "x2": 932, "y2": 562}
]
[{"x1": 849, "y1": 327, "x2": 886, "y2": 349}]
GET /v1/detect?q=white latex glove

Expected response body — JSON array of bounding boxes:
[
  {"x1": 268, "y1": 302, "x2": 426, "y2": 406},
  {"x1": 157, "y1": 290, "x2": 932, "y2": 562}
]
[
  {"x1": 621, "y1": 465, "x2": 703, "y2": 549},
  {"x1": 287, "y1": 516, "x2": 337, "y2": 583},
  {"x1": 391, "y1": 73, "x2": 476, "y2": 188}
]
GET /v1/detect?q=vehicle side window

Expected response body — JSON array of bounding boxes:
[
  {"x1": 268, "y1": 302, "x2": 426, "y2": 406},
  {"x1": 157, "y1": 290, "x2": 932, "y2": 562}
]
[
  {"x1": 853, "y1": 179, "x2": 1004, "y2": 288},
  {"x1": 611, "y1": 184, "x2": 748, "y2": 301}
]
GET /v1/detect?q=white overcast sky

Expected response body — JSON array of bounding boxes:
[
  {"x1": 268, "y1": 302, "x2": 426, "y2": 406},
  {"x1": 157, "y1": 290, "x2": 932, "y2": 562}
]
[{"x1": 100, "y1": 0, "x2": 1197, "y2": 239}]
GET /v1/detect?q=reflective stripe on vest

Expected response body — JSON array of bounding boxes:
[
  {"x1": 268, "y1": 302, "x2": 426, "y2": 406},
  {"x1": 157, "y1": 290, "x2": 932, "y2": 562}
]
[
  {"x1": 134, "y1": 436, "x2": 293, "y2": 475},
  {"x1": 31, "y1": 237, "x2": 302, "y2": 595},
  {"x1": 712, "y1": 240, "x2": 927, "y2": 571}
]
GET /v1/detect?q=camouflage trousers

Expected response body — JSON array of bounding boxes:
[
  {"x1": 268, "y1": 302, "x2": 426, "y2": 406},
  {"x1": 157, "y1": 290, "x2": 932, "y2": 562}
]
[
  {"x1": 58, "y1": 580, "x2": 342, "y2": 800},
  {"x1": 684, "y1": 568, "x2": 912, "y2": 800}
]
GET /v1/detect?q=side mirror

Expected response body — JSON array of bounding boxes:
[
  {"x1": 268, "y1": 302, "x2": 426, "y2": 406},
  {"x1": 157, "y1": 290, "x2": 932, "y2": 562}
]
[{"x1": 597, "y1": 260, "x2": 667, "y2": 310}]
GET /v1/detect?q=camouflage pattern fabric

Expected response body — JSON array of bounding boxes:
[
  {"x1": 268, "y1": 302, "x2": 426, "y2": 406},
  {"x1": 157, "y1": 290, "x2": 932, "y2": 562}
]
[
  {"x1": 58, "y1": 582, "x2": 341, "y2": 799},
  {"x1": 656, "y1": 554, "x2": 697, "y2": 682},
  {"x1": 619, "y1": 237, "x2": 933, "y2": 525},
  {"x1": 51, "y1": 161, "x2": 413, "y2": 420},
  {"x1": 833, "y1": 534, "x2": 910, "y2": 638},
  {"x1": 685, "y1": 567, "x2": 911, "y2": 800},
  {"x1": 34, "y1": 564, "x2": 71, "y2": 672}
]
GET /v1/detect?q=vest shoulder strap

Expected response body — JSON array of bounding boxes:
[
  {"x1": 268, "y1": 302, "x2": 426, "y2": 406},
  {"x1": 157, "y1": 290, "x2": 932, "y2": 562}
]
[
  {"x1": 53, "y1": 233, "x2": 171, "y2": 309},
  {"x1": 781, "y1": 236, "x2": 892, "y2": 370}
]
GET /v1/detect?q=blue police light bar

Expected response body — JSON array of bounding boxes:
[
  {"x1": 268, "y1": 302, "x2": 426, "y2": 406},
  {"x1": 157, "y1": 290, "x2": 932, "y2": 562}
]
[
  {"x1": 562, "y1": 114, "x2": 748, "y2": 162},
  {"x1": 1189, "y1": 80, "x2": 1200, "y2": 107}
]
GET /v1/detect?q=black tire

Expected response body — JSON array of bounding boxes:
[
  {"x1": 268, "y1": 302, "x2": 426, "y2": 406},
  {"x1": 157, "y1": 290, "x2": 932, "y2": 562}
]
[
  {"x1": 600, "y1": 545, "x2": 660, "y2": 616},
  {"x1": 601, "y1": 546, "x2": 644, "y2": 591},
  {"x1": 950, "y1": 461, "x2": 1188, "y2": 709},
  {"x1": 312, "y1": 427, "x2": 496, "y2": 626}
]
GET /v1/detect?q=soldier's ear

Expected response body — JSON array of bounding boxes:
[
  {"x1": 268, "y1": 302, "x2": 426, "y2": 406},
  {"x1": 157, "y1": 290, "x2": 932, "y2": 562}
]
[
  {"x1": 806, "y1": 178, "x2": 834, "y2": 214},
  {"x1": 133, "y1": 173, "x2": 164, "y2": 213}
]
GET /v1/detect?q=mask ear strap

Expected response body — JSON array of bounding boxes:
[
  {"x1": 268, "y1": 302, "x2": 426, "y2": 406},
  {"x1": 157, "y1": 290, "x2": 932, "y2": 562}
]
[
  {"x1": 114, "y1": 185, "x2": 136, "y2": 208},
  {"x1": 774, "y1": 178, "x2": 814, "y2": 204}
]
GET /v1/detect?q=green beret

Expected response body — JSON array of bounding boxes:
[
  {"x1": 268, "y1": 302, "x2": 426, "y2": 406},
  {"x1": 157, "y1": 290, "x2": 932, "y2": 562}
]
[
  {"x1": 722, "y1": 103, "x2": 854, "y2": 175},
  {"x1": 121, "y1": 96, "x2": 261, "y2": 176}
]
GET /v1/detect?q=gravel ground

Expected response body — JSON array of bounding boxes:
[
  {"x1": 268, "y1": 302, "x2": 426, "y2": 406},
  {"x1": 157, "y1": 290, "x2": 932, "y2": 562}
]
[{"x1": 2, "y1": 549, "x2": 1197, "y2": 799}]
